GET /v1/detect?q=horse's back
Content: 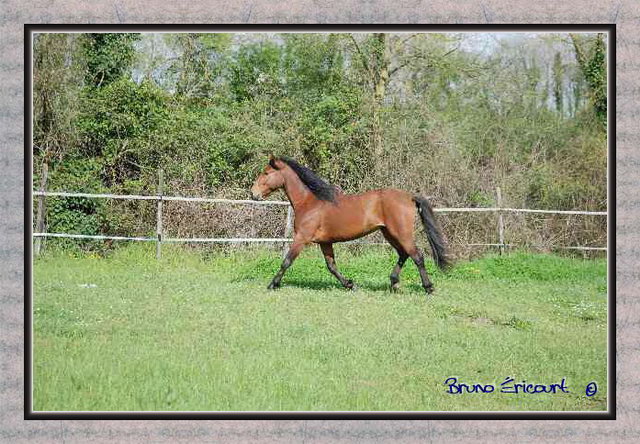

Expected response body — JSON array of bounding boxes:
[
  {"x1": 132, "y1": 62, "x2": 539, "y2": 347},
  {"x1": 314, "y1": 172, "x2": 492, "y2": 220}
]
[
  {"x1": 377, "y1": 188, "x2": 415, "y2": 204},
  {"x1": 310, "y1": 188, "x2": 415, "y2": 243}
]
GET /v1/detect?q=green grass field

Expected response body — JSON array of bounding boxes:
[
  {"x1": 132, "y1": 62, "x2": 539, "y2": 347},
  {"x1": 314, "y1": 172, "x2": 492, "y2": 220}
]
[{"x1": 33, "y1": 245, "x2": 608, "y2": 412}]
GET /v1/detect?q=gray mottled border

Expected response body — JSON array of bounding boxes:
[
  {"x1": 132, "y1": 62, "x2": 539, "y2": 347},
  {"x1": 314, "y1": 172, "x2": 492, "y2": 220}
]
[{"x1": 2, "y1": 1, "x2": 638, "y2": 442}]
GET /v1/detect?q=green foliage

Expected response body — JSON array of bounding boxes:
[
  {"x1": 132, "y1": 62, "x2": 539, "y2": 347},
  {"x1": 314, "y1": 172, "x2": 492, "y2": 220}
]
[
  {"x1": 78, "y1": 79, "x2": 169, "y2": 152},
  {"x1": 229, "y1": 42, "x2": 283, "y2": 102},
  {"x1": 33, "y1": 34, "x2": 84, "y2": 161},
  {"x1": 165, "y1": 33, "x2": 231, "y2": 97},
  {"x1": 77, "y1": 78, "x2": 170, "y2": 185},
  {"x1": 204, "y1": 110, "x2": 268, "y2": 187},
  {"x1": 82, "y1": 33, "x2": 140, "y2": 87},
  {"x1": 282, "y1": 34, "x2": 349, "y2": 98},
  {"x1": 571, "y1": 34, "x2": 607, "y2": 125},
  {"x1": 299, "y1": 93, "x2": 363, "y2": 170},
  {"x1": 44, "y1": 158, "x2": 108, "y2": 252},
  {"x1": 553, "y1": 52, "x2": 564, "y2": 113},
  {"x1": 33, "y1": 32, "x2": 607, "y2": 250},
  {"x1": 585, "y1": 36, "x2": 607, "y2": 123},
  {"x1": 467, "y1": 190, "x2": 494, "y2": 208}
]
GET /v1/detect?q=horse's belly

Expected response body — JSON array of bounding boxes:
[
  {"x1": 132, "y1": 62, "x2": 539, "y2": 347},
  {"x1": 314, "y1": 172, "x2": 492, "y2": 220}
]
[{"x1": 314, "y1": 211, "x2": 382, "y2": 243}]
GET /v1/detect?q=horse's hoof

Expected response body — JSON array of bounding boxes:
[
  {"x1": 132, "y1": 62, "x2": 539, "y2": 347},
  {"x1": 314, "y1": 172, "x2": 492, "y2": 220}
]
[
  {"x1": 267, "y1": 282, "x2": 280, "y2": 290},
  {"x1": 424, "y1": 284, "x2": 434, "y2": 294},
  {"x1": 391, "y1": 283, "x2": 401, "y2": 293},
  {"x1": 345, "y1": 280, "x2": 357, "y2": 291}
]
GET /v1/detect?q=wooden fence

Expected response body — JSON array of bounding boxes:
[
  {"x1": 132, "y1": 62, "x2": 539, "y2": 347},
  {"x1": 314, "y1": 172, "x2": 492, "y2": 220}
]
[{"x1": 32, "y1": 188, "x2": 608, "y2": 258}]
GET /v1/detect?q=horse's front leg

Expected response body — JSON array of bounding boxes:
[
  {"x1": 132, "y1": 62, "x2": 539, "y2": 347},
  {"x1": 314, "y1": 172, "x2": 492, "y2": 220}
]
[
  {"x1": 267, "y1": 240, "x2": 306, "y2": 289},
  {"x1": 320, "y1": 243, "x2": 356, "y2": 290}
]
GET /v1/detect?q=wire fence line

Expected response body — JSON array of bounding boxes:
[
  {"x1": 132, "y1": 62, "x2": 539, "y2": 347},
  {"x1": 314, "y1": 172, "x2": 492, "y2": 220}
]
[
  {"x1": 31, "y1": 233, "x2": 607, "y2": 252},
  {"x1": 32, "y1": 189, "x2": 608, "y2": 255},
  {"x1": 31, "y1": 232, "x2": 391, "y2": 246},
  {"x1": 32, "y1": 191, "x2": 607, "y2": 215}
]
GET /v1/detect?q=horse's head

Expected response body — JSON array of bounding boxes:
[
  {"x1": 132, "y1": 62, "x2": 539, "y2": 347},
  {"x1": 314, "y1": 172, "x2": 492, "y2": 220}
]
[{"x1": 250, "y1": 155, "x2": 286, "y2": 200}]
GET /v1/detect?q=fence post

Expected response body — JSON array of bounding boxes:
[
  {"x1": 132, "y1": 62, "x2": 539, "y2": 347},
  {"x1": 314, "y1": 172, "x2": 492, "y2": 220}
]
[
  {"x1": 283, "y1": 205, "x2": 294, "y2": 257},
  {"x1": 156, "y1": 169, "x2": 164, "y2": 260},
  {"x1": 34, "y1": 162, "x2": 49, "y2": 257},
  {"x1": 496, "y1": 186, "x2": 505, "y2": 255}
]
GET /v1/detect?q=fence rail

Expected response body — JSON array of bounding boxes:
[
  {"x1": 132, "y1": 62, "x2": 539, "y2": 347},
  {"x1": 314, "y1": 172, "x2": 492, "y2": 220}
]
[
  {"x1": 31, "y1": 233, "x2": 607, "y2": 252},
  {"x1": 32, "y1": 189, "x2": 608, "y2": 255},
  {"x1": 32, "y1": 191, "x2": 607, "y2": 215},
  {"x1": 32, "y1": 190, "x2": 291, "y2": 206}
]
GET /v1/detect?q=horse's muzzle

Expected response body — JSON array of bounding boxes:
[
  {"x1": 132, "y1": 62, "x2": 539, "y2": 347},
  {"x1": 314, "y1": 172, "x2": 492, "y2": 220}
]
[{"x1": 251, "y1": 192, "x2": 263, "y2": 201}]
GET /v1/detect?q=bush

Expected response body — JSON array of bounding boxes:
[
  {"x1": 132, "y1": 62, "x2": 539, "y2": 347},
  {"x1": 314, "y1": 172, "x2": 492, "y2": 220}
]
[{"x1": 42, "y1": 158, "x2": 109, "y2": 253}]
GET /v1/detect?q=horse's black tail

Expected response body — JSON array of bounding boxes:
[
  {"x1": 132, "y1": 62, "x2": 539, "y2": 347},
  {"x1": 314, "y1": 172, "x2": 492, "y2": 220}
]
[{"x1": 413, "y1": 195, "x2": 451, "y2": 271}]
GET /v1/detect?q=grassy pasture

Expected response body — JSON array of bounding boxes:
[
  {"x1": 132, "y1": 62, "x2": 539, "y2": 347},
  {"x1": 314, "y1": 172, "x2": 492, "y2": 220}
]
[{"x1": 33, "y1": 245, "x2": 608, "y2": 412}]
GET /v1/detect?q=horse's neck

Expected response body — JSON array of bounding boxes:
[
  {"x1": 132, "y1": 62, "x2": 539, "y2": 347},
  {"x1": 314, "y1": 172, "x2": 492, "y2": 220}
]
[{"x1": 282, "y1": 170, "x2": 315, "y2": 211}]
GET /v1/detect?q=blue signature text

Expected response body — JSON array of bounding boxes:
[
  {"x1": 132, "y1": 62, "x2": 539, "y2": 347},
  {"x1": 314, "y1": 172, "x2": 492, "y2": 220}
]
[{"x1": 444, "y1": 377, "x2": 570, "y2": 395}]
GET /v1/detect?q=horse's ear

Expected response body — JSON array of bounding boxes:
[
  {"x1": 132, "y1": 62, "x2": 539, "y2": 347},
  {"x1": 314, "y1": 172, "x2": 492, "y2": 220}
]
[{"x1": 268, "y1": 154, "x2": 279, "y2": 170}]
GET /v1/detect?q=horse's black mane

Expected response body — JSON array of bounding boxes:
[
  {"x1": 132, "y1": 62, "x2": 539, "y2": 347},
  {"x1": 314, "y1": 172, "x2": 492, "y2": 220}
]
[{"x1": 274, "y1": 157, "x2": 337, "y2": 203}]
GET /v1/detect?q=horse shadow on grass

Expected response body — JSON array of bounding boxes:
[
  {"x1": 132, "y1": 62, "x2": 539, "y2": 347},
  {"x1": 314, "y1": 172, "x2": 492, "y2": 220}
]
[{"x1": 280, "y1": 278, "x2": 425, "y2": 294}]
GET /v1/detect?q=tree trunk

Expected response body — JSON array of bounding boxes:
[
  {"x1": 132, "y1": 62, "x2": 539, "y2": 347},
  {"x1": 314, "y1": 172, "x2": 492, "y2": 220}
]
[
  {"x1": 373, "y1": 33, "x2": 390, "y2": 104},
  {"x1": 34, "y1": 161, "x2": 49, "y2": 256},
  {"x1": 371, "y1": 33, "x2": 390, "y2": 177},
  {"x1": 553, "y1": 52, "x2": 563, "y2": 114}
]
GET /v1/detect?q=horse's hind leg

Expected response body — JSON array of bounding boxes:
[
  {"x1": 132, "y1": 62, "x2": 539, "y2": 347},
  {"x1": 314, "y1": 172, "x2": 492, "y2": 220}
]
[
  {"x1": 410, "y1": 248, "x2": 434, "y2": 294},
  {"x1": 390, "y1": 254, "x2": 409, "y2": 292},
  {"x1": 381, "y1": 228, "x2": 408, "y2": 292},
  {"x1": 320, "y1": 243, "x2": 356, "y2": 290},
  {"x1": 386, "y1": 229, "x2": 434, "y2": 294}
]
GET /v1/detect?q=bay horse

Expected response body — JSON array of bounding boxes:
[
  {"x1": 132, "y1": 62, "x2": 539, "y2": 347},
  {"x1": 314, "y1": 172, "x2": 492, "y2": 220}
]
[{"x1": 250, "y1": 155, "x2": 450, "y2": 294}]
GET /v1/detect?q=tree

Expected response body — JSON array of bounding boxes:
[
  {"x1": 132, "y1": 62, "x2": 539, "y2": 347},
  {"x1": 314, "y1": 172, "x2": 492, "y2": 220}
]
[
  {"x1": 570, "y1": 33, "x2": 607, "y2": 124},
  {"x1": 33, "y1": 33, "x2": 84, "y2": 165},
  {"x1": 166, "y1": 33, "x2": 231, "y2": 97},
  {"x1": 553, "y1": 52, "x2": 564, "y2": 114},
  {"x1": 82, "y1": 33, "x2": 140, "y2": 88},
  {"x1": 228, "y1": 40, "x2": 283, "y2": 102},
  {"x1": 347, "y1": 33, "x2": 465, "y2": 177}
]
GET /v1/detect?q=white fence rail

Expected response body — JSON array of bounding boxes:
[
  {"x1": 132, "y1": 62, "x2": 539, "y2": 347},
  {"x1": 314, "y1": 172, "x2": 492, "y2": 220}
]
[
  {"x1": 32, "y1": 191, "x2": 607, "y2": 215},
  {"x1": 32, "y1": 191, "x2": 291, "y2": 206},
  {"x1": 32, "y1": 189, "x2": 608, "y2": 255}
]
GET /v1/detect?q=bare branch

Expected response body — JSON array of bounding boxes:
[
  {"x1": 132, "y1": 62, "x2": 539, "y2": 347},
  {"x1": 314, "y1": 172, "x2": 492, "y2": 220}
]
[
  {"x1": 389, "y1": 43, "x2": 460, "y2": 78},
  {"x1": 347, "y1": 34, "x2": 373, "y2": 80},
  {"x1": 400, "y1": 33, "x2": 419, "y2": 46},
  {"x1": 389, "y1": 59, "x2": 414, "y2": 77},
  {"x1": 441, "y1": 46, "x2": 459, "y2": 58}
]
